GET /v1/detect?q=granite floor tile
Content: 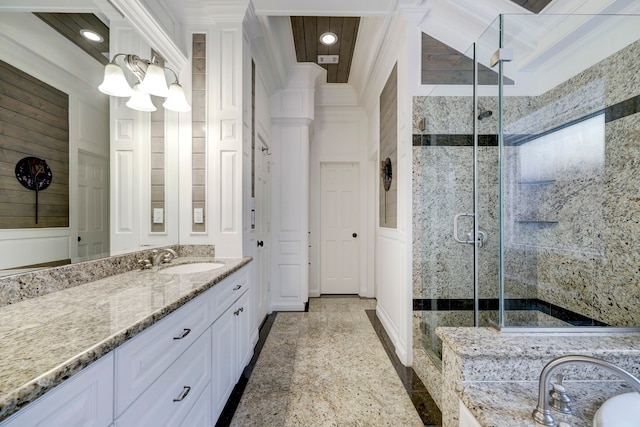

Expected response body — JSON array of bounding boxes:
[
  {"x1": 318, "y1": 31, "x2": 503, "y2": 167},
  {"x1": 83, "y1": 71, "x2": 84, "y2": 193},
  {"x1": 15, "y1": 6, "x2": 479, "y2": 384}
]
[
  {"x1": 229, "y1": 297, "x2": 434, "y2": 427},
  {"x1": 228, "y1": 391, "x2": 289, "y2": 427}
]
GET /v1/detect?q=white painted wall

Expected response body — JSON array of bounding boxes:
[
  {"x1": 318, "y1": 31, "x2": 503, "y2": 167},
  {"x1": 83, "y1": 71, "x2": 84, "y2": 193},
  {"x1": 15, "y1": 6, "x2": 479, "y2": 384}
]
[
  {"x1": 0, "y1": 13, "x2": 108, "y2": 269},
  {"x1": 269, "y1": 64, "x2": 323, "y2": 311},
  {"x1": 362, "y1": 11, "x2": 413, "y2": 365}
]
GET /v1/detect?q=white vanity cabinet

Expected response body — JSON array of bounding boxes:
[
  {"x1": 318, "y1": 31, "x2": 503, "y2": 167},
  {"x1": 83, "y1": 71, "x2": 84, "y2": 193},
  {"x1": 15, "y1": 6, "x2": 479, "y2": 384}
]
[
  {"x1": 115, "y1": 330, "x2": 212, "y2": 427},
  {"x1": 211, "y1": 287, "x2": 251, "y2": 422},
  {"x1": 0, "y1": 264, "x2": 252, "y2": 427},
  {"x1": 0, "y1": 353, "x2": 114, "y2": 427},
  {"x1": 114, "y1": 291, "x2": 211, "y2": 416},
  {"x1": 114, "y1": 266, "x2": 252, "y2": 427}
]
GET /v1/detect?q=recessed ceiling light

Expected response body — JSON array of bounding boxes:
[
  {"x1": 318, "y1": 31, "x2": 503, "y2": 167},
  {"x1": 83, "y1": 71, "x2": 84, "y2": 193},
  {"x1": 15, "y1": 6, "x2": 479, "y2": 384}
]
[
  {"x1": 80, "y1": 29, "x2": 104, "y2": 43},
  {"x1": 320, "y1": 32, "x2": 338, "y2": 46}
]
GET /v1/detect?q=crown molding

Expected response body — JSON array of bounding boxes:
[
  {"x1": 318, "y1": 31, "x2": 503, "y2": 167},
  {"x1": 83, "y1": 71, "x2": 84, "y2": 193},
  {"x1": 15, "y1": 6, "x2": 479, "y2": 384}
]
[{"x1": 108, "y1": 0, "x2": 187, "y2": 68}]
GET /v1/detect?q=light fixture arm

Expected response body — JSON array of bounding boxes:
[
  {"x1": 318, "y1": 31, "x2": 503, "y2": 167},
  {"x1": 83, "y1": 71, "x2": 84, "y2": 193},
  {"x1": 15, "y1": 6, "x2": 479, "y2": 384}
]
[
  {"x1": 163, "y1": 66, "x2": 180, "y2": 85},
  {"x1": 111, "y1": 53, "x2": 181, "y2": 84}
]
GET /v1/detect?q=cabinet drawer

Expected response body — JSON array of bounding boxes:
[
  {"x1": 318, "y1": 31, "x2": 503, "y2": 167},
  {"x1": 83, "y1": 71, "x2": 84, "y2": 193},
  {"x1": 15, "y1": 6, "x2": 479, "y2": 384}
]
[
  {"x1": 179, "y1": 381, "x2": 211, "y2": 427},
  {"x1": 0, "y1": 353, "x2": 114, "y2": 427},
  {"x1": 115, "y1": 331, "x2": 211, "y2": 427},
  {"x1": 115, "y1": 293, "x2": 210, "y2": 415},
  {"x1": 212, "y1": 270, "x2": 248, "y2": 321}
]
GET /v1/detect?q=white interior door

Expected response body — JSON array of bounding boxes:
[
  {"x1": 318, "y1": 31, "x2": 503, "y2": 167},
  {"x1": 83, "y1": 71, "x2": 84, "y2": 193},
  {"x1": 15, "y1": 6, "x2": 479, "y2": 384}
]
[
  {"x1": 255, "y1": 138, "x2": 270, "y2": 321},
  {"x1": 77, "y1": 151, "x2": 109, "y2": 261},
  {"x1": 320, "y1": 162, "x2": 360, "y2": 294}
]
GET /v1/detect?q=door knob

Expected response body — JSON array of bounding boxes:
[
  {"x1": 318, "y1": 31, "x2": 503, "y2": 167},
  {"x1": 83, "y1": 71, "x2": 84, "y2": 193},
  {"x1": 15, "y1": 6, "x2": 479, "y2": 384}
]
[
  {"x1": 257, "y1": 240, "x2": 264, "y2": 247},
  {"x1": 352, "y1": 233, "x2": 357, "y2": 238}
]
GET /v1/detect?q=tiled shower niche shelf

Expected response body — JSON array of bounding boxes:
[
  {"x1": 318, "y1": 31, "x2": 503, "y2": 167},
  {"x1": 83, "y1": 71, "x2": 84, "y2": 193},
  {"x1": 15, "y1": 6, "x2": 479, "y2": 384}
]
[
  {"x1": 516, "y1": 179, "x2": 556, "y2": 185},
  {"x1": 514, "y1": 219, "x2": 559, "y2": 224}
]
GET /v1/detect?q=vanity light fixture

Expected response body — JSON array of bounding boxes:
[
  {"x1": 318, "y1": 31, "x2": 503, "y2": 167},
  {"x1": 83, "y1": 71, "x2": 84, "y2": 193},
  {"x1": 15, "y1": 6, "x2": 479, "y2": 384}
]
[
  {"x1": 80, "y1": 29, "x2": 104, "y2": 43},
  {"x1": 319, "y1": 32, "x2": 338, "y2": 46},
  {"x1": 98, "y1": 53, "x2": 191, "y2": 112}
]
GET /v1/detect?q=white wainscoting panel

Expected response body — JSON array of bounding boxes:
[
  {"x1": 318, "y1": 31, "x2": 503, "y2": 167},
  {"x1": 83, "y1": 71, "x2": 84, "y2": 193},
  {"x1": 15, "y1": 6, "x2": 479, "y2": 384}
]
[
  {"x1": 220, "y1": 151, "x2": 237, "y2": 233},
  {"x1": 220, "y1": 28, "x2": 239, "y2": 111},
  {"x1": 115, "y1": 151, "x2": 134, "y2": 233}
]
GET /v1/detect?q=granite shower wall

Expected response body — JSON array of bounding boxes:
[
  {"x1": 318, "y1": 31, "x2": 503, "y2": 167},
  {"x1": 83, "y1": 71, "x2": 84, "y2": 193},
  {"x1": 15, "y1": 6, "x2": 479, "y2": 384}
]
[{"x1": 412, "y1": 37, "x2": 640, "y2": 331}]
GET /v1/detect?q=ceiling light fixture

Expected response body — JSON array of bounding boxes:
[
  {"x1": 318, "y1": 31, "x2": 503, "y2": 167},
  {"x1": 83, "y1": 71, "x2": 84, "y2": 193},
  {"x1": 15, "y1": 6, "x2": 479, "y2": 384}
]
[
  {"x1": 80, "y1": 29, "x2": 104, "y2": 43},
  {"x1": 319, "y1": 32, "x2": 338, "y2": 46},
  {"x1": 98, "y1": 53, "x2": 191, "y2": 112}
]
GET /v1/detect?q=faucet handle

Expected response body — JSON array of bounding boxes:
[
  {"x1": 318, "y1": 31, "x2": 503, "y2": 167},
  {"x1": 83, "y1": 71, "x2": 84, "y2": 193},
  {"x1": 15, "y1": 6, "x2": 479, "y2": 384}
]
[
  {"x1": 138, "y1": 259, "x2": 152, "y2": 270},
  {"x1": 549, "y1": 374, "x2": 572, "y2": 414}
]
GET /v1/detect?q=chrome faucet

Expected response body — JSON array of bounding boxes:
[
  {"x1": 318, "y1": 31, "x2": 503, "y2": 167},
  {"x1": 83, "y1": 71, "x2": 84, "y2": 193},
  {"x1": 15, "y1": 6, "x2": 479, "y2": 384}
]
[
  {"x1": 138, "y1": 248, "x2": 178, "y2": 269},
  {"x1": 532, "y1": 355, "x2": 640, "y2": 426}
]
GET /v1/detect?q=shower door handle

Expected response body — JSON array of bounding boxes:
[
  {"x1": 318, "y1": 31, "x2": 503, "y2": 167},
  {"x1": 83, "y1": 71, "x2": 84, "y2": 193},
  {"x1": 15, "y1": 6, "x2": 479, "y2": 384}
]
[{"x1": 453, "y1": 213, "x2": 475, "y2": 244}]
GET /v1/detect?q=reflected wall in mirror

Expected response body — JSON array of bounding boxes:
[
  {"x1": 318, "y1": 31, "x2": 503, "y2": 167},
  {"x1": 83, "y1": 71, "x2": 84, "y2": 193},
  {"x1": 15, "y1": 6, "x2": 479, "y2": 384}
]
[
  {"x1": 1, "y1": 1, "x2": 184, "y2": 275},
  {"x1": 0, "y1": 8, "x2": 109, "y2": 273}
]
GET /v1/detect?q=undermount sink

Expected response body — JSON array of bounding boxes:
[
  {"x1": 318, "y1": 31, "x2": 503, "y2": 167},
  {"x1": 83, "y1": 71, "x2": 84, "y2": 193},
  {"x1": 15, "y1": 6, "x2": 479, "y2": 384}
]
[
  {"x1": 158, "y1": 262, "x2": 225, "y2": 275},
  {"x1": 593, "y1": 392, "x2": 640, "y2": 427}
]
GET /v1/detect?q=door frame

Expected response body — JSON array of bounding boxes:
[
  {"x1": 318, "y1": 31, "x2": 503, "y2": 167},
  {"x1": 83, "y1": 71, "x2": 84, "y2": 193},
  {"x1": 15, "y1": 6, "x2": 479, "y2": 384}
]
[{"x1": 318, "y1": 161, "x2": 363, "y2": 295}]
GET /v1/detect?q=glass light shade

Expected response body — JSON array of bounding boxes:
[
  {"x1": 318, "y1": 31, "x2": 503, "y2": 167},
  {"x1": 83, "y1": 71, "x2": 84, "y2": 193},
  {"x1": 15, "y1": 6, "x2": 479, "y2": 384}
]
[
  {"x1": 98, "y1": 63, "x2": 133, "y2": 97},
  {"x1": 138, "y1": 63, "x2": 170, "y2": 97},
  {"x1": 162, "y1": 83, "x2": 191, "y2": 112},
  {"x1": 126, "y1": 84, "x2": 156, "y2": 112}
]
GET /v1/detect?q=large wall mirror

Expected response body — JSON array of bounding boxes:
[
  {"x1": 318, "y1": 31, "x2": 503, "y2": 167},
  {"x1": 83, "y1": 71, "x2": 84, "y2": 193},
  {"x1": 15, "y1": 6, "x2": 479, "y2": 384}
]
[{"x1": 0, "y1": 0, "x2": 180, "y2": 274}]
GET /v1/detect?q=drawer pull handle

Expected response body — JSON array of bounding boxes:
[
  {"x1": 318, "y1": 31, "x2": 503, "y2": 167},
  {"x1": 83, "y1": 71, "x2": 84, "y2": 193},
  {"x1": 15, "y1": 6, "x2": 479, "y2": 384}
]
[
  {"x1": 173, "y1": 386, "x2": 191, "y2": 402},
  {"x1": 173, "y1": 328, "x2": 191, "y2": 340},
  {"x1": 239, "y1": 307, "x2": 244, "y2": 313},
  {"x1": 233, "y1": 284, "x2": 242, "y2": 291},
  {"x1": 234, "y1": 309, "x2": 240, "y2": 316}
]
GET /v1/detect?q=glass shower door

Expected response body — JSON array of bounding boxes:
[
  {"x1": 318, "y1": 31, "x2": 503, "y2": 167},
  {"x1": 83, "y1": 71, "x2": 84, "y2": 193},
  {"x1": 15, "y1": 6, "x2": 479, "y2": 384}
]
[{"x1": 416, "y1": 43, "x2": 478, "y2": 362}]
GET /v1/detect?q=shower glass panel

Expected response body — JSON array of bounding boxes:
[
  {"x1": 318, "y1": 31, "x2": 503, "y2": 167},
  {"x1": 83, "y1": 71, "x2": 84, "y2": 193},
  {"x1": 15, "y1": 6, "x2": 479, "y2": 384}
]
[
  {"x1": 417, "y1": 13, "x2": 640, "y2": 364},
  {"x1": 415, "y1": 42, "x2": 479, "y2": 363},
  {"x1": 498, "y1": 14, "x2": 640, "y2": 329}
]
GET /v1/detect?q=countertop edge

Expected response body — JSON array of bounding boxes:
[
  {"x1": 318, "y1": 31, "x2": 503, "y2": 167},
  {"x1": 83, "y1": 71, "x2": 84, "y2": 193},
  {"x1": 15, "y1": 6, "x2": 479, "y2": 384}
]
[{"x1": 0, "y1": 257, "x2": 252, "y2": 423}]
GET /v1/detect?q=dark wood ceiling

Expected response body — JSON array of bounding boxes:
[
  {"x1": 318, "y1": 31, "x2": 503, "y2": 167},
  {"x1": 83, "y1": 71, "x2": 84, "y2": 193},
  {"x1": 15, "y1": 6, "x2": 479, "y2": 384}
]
[
  {"x1": 421, "y1": 33, "x2": 513, "y2": 86},
  {"x1": 33, "y1": 13, "x2": 109, "y2": 65},
  {"x1": 290, "y1": 16, "x2": 360, "y2": 84},
  {"x1": 509, "y1": 0, "x2": 554, "y2": 14}
]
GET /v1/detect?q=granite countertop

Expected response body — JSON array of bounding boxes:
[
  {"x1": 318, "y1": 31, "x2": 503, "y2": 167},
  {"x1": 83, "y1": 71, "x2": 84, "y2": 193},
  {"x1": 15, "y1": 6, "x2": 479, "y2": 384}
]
[
  {"x1": 438, "y1": 327, "x2": 640, "y2": 359},
  {"x1": 0, "y1": 256, "x2": 251, "y2": 422},
  {"x1": 459, "y1": 380, "x2": 634, "y2": 427}
]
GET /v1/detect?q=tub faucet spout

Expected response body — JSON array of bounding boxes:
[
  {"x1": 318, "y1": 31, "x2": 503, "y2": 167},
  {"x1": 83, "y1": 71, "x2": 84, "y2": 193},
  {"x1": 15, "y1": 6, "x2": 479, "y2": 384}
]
[{"x1": 532, "y1": 355, "x2": 640, "y2": 426}]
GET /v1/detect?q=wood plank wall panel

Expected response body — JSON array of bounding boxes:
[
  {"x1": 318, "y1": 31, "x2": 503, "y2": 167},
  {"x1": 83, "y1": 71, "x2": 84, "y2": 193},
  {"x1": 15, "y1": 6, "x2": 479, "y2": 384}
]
[
  {"x1": 192, "y1": 34, "x2": 207, "y2": 233},
  {"x1": 150, "y1": 102, "x2": 166, "y2": 232},
  {"x1": 509, "y1": 0, "x2": 553, "y2": 13},
  {"x1": 421, "y1": 33, "x2": 515, "y2": 86},
  {"x1": 150, "y1": 52, "x2": 165, "y2": 233},
  {"x1": 0, "y1": 60, "x2": 69, "y2": 228},
  {"x1": 379, "y1": 64, "x2": 397, "y2": 228}
]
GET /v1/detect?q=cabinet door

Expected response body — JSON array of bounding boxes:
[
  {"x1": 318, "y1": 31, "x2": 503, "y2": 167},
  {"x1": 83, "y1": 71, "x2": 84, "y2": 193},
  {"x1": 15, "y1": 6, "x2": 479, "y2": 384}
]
[
  {"x1": 211, "y1": 306, "x2": 236, "y2": 423},
  {"x1": 234, "y1": 289, "x2": 252, "y2": 378},
  {"x1": 0, "y1": 353, "x2": 114, "y2": 427}
]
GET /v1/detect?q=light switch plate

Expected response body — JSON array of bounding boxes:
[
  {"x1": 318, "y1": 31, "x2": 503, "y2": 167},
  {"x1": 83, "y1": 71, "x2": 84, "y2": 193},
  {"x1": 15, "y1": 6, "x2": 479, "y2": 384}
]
[
  {"x1": 194, "y1": 208, "x2": 204, "y2": 224},
  {"x1": 153, "y1": 208, "x2": 164, "y2": 224}
]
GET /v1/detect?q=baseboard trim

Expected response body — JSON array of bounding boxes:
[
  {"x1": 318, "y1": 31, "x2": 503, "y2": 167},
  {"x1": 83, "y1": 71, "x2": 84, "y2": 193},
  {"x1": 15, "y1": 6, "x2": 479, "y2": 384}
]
[{"x1": 376, "y1": 303, "x2": 409, "y2": 365}]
